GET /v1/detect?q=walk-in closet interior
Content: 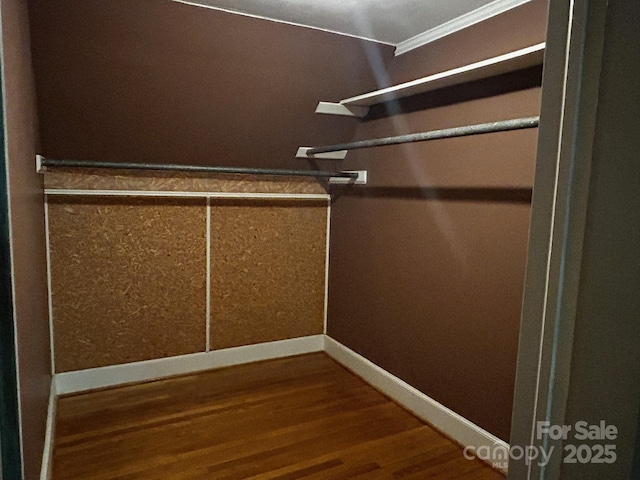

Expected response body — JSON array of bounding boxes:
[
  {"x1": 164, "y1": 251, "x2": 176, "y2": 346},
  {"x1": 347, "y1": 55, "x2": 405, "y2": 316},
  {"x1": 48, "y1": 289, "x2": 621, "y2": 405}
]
[{"x1": 3, "y1": 0, "x2": 640, "y2": 479}]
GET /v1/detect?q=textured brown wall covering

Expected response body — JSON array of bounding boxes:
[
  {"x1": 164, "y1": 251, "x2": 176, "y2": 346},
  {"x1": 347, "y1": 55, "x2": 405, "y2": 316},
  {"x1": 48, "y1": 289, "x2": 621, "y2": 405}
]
[
  {"x1": 1, "y1": 0, "x2": 51, "y2": 477},
  {"x1": 27, "y1": 0, "x2": 392, "y2": 168},
  {"x1": 46, "y1": 172, "x2": 329, "y2": 371},
  {"x1": 44, "y1": 168, "x2": 326, "y2": 194},
  {"x1": 327, "y1": 0, "x2": 549, "y2": 442},
  {"x1": 48, "y1": 197, "x2": 207, "y2": 372},
  {"x1": 210, "y1": 200, "x2": 327, "y2": 349}
]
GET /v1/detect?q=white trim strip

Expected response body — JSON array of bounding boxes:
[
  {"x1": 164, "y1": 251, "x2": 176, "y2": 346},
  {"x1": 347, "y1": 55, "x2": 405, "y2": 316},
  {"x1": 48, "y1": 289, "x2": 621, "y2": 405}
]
[
  {"x1": 529, "y1": 3, "x2": 577, "y2": 477},
  {"x1": 54, "y1": 335, "x2": 325, "y2": 395},
  {"x1": 44, "y1": 189, "x2": 330, "y2": 200},
  {"x1": 324, "y1": 336, "x2": 509, "y2": 473},
  {"x1": 205, "y1": 197, "x2": 211, "y2": 352},
  {"x1": 171, "y1": 0, "x2": 393, "y2": 46},
  {"x1": 395, "y1": 0, "x2": 534, "y2": 56},
  {"x1": 39, "y1": 379, "x2": 56, "y2": 480},
  {"x1": 44, "y1": 199, "x2": 55, "y2": 375},
  {"x1": 323, "y1": 201, "x2": 331, "y2": 334}
]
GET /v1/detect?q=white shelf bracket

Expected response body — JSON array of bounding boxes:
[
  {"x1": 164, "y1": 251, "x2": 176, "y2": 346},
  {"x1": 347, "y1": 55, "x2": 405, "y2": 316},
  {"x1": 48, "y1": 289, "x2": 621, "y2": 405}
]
[
  {"x1": 296, "y1": 147, "x2": 348, "y2": 160},
  {"x1": 315, "y1": 102, "x2": 369, "y2": 118},
  {"x1": 328, "y1": 170, "x2": 367, "y2": 185},
  {"x1": 36, "y1": 154, "x2": 46, "y2": 173}
]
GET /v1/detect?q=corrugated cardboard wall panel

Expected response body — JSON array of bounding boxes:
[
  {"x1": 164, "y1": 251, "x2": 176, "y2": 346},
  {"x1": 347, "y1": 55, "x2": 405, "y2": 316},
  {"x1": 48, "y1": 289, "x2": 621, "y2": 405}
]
[
  {"x1": 210, "y1": 200, "x2": 327, "y2": 350},
  {"x1": 48, "y1": 196, "x2": 207, "y2": 372},
  {"x1": 44, "y1": 168, "x2": 326, "y2": 194}
]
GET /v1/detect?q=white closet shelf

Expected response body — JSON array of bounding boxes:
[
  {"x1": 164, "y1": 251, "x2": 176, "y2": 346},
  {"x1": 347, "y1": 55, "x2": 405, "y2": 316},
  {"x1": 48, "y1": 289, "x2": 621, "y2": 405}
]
[{"x1": 316, "y1": 42, "x2": 545, "y2": 118}]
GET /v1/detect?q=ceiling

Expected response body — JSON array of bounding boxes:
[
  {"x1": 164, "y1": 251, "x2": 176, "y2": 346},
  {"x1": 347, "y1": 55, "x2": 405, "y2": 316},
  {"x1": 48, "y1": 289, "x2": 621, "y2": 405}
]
[{"x1": 173, "y1": 0, "x2": 508, "y2": 46}]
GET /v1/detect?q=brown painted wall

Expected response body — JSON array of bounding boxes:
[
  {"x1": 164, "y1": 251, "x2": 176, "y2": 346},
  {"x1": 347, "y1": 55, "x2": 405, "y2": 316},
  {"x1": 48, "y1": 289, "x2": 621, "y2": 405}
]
[
  {"x1": 27, "y1": 0, "x2": 393, "y2": 168},
  {"x1": 1, "y1": 0, "x2": 51, "y2": 478},
  {"x1": 27, "y1": 0, "x2": 547, "y2": 446},
  {"x1": 327, "y1": 0, "x2": 549, "y2": 442}
]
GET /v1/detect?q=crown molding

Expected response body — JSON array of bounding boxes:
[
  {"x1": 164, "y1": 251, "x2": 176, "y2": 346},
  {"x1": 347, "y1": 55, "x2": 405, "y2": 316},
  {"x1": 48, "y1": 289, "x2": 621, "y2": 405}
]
[{"x1": 395, "y1": 0, "x2": 534, "y2": 56}]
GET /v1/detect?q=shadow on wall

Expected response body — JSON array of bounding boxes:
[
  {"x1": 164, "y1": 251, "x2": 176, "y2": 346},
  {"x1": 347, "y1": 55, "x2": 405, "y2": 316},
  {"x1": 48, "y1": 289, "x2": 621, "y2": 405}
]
[
  {"x1": 332, "y1": 186, "x2": 533, "y2": 203},
  {"x1": 365, "y1": 65, "x2": 544, "y2": 121}
]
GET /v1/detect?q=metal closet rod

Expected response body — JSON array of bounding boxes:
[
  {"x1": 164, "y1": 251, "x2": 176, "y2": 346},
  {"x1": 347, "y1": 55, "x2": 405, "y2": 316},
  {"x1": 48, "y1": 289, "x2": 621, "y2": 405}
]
[
  {"x1": 40, "y1": 158, "x2": 358, "y2": 179},
  {"x1": 306, "y1": 116, "x2": 540, "y2": 155}
]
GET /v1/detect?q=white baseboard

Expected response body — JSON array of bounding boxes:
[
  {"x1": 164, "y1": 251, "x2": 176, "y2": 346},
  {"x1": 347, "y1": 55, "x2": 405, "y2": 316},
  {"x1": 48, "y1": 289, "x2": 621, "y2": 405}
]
[
  {"x1": 39, "y1": 378, "x2": 56, "y2": 480},
  {"x1": 324, "y1": 336, "x2": 509, "y2": 473},
  {"x1": 54, "y1": 335, "x2": 324, "y2": 395},
  {"x1": 50, "y1": 334, "x2": 507, "y2": 473}
]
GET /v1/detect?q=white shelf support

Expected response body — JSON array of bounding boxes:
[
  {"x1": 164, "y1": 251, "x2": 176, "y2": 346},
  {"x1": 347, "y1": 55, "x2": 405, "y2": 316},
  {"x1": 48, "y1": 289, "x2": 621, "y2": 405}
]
[
  {"x1": 36, "y1": 154, "x2": 46, "y2": 173},
  {"x1": 315, "y1": 102, "x2": 369, "y2": 118},
  {"x1": 296, "y1": 147, "x2": 348, "y2": 160},
  {"x1": 328, "y1": 170, "x2": 367, "y2": 185}
]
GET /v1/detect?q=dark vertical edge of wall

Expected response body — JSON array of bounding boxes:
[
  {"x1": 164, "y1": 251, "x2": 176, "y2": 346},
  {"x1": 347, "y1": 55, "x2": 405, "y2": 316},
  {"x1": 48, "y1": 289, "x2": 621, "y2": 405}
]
[
  {"x1": 0, "y1": 54, "x2": 22, "y2": 480},
  {"x1": 327, "y1": 0, "x2": 549, "y2": 442},
  {"x1": 559, "y1": 0, "x2": 640, "y2": 477},
  {"x1": 633, "y1": 400, "x2": 640, "y2": 479},
  {"x1": 1, "y1": 0, "x2": 51, "y2": 479}
]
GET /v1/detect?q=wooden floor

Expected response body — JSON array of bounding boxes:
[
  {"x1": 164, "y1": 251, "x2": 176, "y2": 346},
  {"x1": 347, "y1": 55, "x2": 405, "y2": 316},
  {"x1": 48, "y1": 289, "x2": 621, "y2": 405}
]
[{"x1": 53, "y1": 353, "x2": 505, "y2": 479}]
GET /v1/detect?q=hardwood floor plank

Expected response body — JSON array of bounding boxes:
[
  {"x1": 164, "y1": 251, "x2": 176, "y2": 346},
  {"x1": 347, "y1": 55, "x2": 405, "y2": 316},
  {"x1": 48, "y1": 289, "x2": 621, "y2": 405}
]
[
  {"x1": 55, "y1": 393, "x2": 400, "y2": 477},
  {"x1": 248, "y1": 427, "x2": 449, "y2": 480},
  {"x1": 52, "y1": 353, "x2": 505, "y2": 480}
]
